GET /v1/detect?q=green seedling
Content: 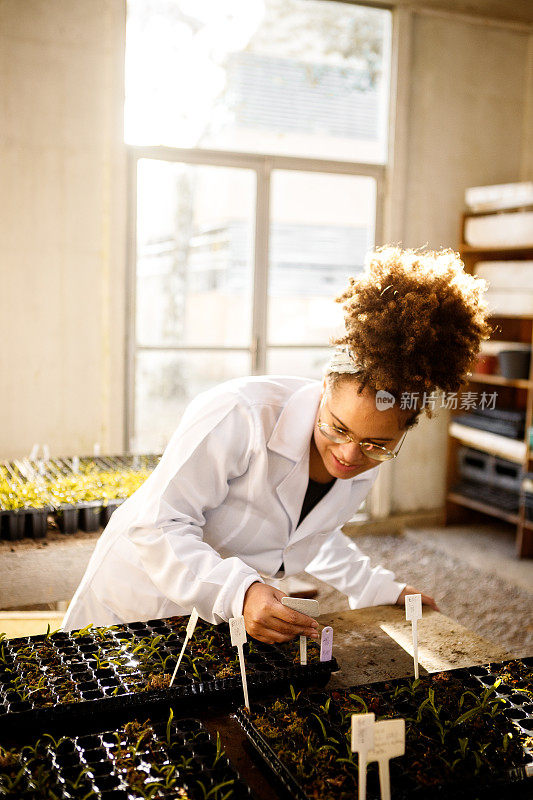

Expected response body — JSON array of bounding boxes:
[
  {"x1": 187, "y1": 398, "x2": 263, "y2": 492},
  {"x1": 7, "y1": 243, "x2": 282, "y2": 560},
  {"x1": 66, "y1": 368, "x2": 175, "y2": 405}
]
[
  {"x1": 166, "y1": 707, "x2": 174, "y2": 746},
  {"x1": 289, "y1": 684, "x2": 301, "y2": 703},
  {"x1": 71, "y1": 624, "x2": 94, "y2": 639},
  {"x1": 348, "y1": 694, "x2": 368, "y2": 716},
  {"x1": 67, "y1": 767, "x2": 91, "y2": 790},
  {"x1": 41, "y1": 734, "x2": 69, "y2": 750},
  {"x1": 197, "y1": 778, "x2": 235, "y2": 800},
  {"x1": 212, "y1": 731, "x2": 224, "y2": 769}
]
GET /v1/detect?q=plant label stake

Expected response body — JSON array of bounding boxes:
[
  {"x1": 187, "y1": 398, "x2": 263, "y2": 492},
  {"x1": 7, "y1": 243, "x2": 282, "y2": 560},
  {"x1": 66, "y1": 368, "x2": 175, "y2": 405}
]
[
  {"x1": 229, "y1": 615, "x2": 250, "y2": 711},
  {"x1": 72, "y1": 455, "x2": 80, "y2": 474},
  {"x1": 405, "y1": 593, "x2": 422, "y2": 679},
  {"x1": 281, "y1": 597, "x2": 319, "y2": 665},
  {"x1": 351, "y1": 712, "x2": 375, "y2": 800},
  {"x1": 320, "y1": 626, "x2": 333, "y2": 662},
  {"x1": 169, "y1": 607, "x2": 198, "y2": 688},
  {"x1": 366, "y1": 719, "x2": 405, "y2": 800}
]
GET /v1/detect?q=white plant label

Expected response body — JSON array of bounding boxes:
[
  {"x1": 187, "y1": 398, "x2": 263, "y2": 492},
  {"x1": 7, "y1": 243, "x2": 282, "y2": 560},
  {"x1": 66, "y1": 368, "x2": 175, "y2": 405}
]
[
  {"x1": 405, "y1": 594, "x2": 422, "y2": 621},
  {"x1": 280, "y1": 597, "x2": 319, "y2": 616},
  {"x1": 229, "y1": 615, "x2": 247, "y2": 647},
  {"x1": 405, "y1": 594, "x2": 422, "y2": 679},
  {"x1": 229, "y1": 615, "x2": 250, "y2": 711},
  {"x1": 42, "y1": 444, "x2": 50, "y2": 461},
  {"x1": 367, "y1": 719, "x2": 405, "y2": 800},
  {"x1": 186, "y1": 607, "x2": 199, "y2": 639},
  {"x1": 367, "y1": 719, "x2": 405, "y2": 761},
  {"x1": 169, "y1": 607, "x2": 199, "y2": 688},
  {"x1": 351, "y1": 712, "x2": 375, "y2": 752},
  {"x1": 299, "y1": 635, "x2": 306, "y2": 665},
  {"x1": 72, "y1": 455, "x2": 80, "y2": 474},
  {"x1": 320, "y1": 626, "x2": 333, "y2": 662},
  {"x1": 351, "y1": 713, "x2": 375, "y2": 800},
  {"x1": 281, "y1": 597, "x2": 319, "y2": 666}
]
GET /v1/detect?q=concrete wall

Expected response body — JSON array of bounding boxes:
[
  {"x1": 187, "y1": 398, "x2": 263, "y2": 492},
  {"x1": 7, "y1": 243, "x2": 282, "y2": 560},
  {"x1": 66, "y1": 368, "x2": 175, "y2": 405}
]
[
  {"x1": 0, "y1": 0, "x2": 127, "y2": 459},
  {"x1": 389, "y1": 10, "x2": 532, "y2": 512}
]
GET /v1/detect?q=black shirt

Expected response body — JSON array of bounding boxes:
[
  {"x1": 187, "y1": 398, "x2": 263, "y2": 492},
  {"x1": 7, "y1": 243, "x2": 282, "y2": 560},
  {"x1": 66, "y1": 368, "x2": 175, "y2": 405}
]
[
  {"x1": 276, "y1": 478, "x2": 336, "y2": 576},
  {"x1": 297, "y1": 477, "x2": 336, "y2": 527}
]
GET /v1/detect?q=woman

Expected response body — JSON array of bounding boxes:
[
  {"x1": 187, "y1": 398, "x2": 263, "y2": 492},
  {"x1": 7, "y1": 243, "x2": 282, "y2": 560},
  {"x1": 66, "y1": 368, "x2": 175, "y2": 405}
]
[{"x1": 63, "y1": 247, "x2": 490, "y2": 642}]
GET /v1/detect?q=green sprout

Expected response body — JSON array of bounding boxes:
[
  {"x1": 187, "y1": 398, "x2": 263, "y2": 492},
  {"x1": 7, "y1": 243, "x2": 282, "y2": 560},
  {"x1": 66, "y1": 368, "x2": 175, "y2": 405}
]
[{"x1": 166, "y1": 707, "x2": 174, "y2": 746}]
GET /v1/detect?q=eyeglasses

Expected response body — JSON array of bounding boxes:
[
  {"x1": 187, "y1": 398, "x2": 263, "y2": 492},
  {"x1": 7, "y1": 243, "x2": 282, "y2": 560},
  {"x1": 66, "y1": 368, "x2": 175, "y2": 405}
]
[{"x1": 317, "y1": 408, "x2": 407, "y2": 463}]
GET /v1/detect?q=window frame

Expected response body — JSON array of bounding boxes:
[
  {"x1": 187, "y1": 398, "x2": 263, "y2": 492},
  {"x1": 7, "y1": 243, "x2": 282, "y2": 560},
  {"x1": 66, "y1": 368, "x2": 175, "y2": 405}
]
[{"x1": 125, "y1": 146, "x2": 386, "y2": 451}]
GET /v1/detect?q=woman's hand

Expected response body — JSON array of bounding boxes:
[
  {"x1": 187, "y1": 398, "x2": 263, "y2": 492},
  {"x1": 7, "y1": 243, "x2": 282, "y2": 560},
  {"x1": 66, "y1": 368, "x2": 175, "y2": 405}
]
[
  {"x1": 243, "y1": 582, "x2": 320, "y2": 644},
  {"x1": 396, "y1": 585, "x2": 439, "y2": 611}
]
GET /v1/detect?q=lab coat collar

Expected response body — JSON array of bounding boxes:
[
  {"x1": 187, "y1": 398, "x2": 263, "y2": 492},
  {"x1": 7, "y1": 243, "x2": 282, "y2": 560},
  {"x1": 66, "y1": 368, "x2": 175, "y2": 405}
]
[
  {"x1": 267, "y1": 381, "x2": 322, "y2": 462},
  {"x1": 267, "y1": 380, "x2": 374, "y2": 483},
  {"x1": 267, "y1": 380, "x2": 376, "y2": 539}
]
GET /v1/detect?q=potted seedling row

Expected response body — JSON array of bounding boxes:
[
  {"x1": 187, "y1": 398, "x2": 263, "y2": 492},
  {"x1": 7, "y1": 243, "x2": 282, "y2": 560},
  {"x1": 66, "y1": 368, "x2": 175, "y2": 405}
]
[
  {"x1": 0, "y1": 465, "x2": 51, "y2": 540},
  {"x1": 0, "y1": 616, "x2": 338, "y2": 734},
  {"x1": 0, "y1": 706, "x2": 252, "y2": 799},
  {"x1": 0, "y1": 456, "x2": 157, "y2": 539},
  {"x1": 236, "y1": 659, "x2": 533, "y2": 799}
]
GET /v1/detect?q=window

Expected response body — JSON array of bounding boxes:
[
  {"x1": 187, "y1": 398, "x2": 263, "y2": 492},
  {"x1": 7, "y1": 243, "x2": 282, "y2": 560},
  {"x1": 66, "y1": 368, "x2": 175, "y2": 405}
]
[{"x1": 126, "y1": 1, "x2": 392, "y2": 452}]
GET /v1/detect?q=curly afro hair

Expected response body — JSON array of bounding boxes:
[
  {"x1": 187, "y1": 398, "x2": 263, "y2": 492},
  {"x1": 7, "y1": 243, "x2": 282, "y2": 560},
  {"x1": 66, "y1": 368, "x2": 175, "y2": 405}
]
[{"x1": 330, "y1": 246, "x2": 491, "y2": 414}]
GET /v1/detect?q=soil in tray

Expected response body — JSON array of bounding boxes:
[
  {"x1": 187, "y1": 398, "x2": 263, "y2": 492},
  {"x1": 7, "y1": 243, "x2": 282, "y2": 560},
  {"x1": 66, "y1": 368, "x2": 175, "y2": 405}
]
[
  {"x1": 0, "y1": 707, "x2": 251, "y2": 799},
  {"x1": 238, "y1": 665, "x2": 533, "y2": 800},
  {"x1": 485, "y1": 658, "x2": 533, "y2": 697},
  {"x1": 0, "y1": 617, "x2": 336, "y2": 720}
]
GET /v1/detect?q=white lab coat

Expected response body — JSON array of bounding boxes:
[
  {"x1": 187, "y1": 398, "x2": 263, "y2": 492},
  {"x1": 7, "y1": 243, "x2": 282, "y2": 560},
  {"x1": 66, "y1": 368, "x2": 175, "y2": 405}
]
[{"x1": 62, "y1": 376, "x2": 404, "y2": 630}]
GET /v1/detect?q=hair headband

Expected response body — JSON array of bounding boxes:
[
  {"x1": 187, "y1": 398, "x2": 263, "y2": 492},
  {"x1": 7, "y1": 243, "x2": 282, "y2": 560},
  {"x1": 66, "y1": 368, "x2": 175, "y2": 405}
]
[{"x1": 325, "y1": 346, "x2": 363, "y2": 376}]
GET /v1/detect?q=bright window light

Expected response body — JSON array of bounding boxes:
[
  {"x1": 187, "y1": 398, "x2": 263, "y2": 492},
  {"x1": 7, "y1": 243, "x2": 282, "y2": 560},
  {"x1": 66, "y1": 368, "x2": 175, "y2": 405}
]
[{"x1": 125, "y1": 0, "x2": 391, "y2": 162}]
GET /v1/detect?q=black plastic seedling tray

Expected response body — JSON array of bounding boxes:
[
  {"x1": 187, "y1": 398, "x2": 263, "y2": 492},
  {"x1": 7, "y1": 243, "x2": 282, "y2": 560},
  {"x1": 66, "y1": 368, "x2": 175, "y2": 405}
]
[
  {"x1": 0, "y1": 498, "x2": 125, "y2": 539},
  {"x1": 0, "y1": 508, "x2": 26, "y2": 540},
  {"x1": 0, "y1": 507, "x2": 53, "y2": 541},
  {"x1": 0, "y1": 616, "x2": 338, "y2": 735},
  {"x1": 0, "y1": 708, "x2": 253, "y2": 799},
  {"x1": 236, "y1": 659, "x2": 533, "y2": 800}
]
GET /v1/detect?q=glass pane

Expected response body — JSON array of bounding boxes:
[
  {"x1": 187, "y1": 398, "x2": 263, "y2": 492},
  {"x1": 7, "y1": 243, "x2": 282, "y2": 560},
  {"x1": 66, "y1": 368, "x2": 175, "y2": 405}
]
[
  {"x1": 267, "y1": 348, "x2": 331, "y2": 380},
  {"x1": 136, "y1": 159, "x2": 255, "y2": 347},
  {"x1": 134, "y1": 350, "x2": 251, "y2": 452},
  {"x1": 268, "y1": 171, "x2": 376, "y2": 345},
  {"x1": 126, "y1": 0, "x2": 391, "y2": 163}
]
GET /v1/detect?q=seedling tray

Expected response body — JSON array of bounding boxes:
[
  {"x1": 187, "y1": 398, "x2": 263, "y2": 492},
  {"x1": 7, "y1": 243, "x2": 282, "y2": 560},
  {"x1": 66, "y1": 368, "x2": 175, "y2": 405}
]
[
  {"x1": 0, "y1": 707, "x2": 253, "y2": 799},
  {"x1": 0, "y1": 500, "x2": 125, "y2": 539},
  {"x1": 236, "y1": 660, "x2": 533, "y2": 799},
  {"x1": 451, "y1": 480, "x2": 520, "y2": 513},
  {"x1": 0, "y1": 616, "x2": 337, "y2": 734},
  {"x1": 0, "y1": 507, "x2": 54, "y2": 540},
  {"x1": 453, "y1": 412, "x2": 525, "y2": 439},
  {"x1": 1, "y1": 451, "x2": 156, "y2": 539}
]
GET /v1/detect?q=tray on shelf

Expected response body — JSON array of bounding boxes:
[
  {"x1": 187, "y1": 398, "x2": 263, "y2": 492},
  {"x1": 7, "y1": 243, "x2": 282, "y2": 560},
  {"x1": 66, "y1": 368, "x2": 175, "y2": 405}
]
[
  {"x1": 0, "y1": 453, "x2": 160, "y2": 540},
  {"x1": 451, "y1": 480, "x2": 520, "y2": 513},
  {"x1": 452, "y1": 411, "x2": 525, "y2": 440}
]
